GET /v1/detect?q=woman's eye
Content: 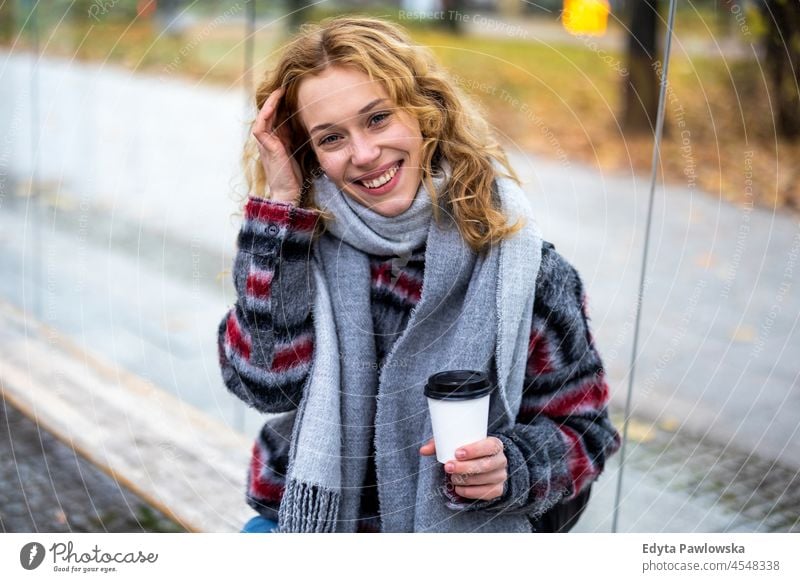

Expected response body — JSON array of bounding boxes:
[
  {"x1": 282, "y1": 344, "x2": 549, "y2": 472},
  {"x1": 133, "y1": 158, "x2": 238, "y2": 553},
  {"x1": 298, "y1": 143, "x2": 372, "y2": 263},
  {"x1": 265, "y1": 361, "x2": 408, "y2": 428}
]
[
  {"x1": 370, "y1": 112, "x2": 390, "y2": 126},
  {"x1": 318, "y1": 113, "x2": 390, "y2": 146},
  {"x1": 319, "y1": 135, "x2": 338, "y2": 146}
]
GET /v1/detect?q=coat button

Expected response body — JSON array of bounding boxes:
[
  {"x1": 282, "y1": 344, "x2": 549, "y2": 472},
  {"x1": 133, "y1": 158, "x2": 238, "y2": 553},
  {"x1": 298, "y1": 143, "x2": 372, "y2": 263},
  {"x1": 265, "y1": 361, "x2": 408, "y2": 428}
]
[{"x1": 267, "y1": 225, "x2": 279, "y2": 236}]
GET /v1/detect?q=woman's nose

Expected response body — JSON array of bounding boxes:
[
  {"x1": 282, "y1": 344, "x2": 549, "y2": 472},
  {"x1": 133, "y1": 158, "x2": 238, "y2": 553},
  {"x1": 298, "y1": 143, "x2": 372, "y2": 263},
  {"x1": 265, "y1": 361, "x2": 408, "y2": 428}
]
[{"x1": 348, "y1": 134, "x2": 380, "y2": 167}]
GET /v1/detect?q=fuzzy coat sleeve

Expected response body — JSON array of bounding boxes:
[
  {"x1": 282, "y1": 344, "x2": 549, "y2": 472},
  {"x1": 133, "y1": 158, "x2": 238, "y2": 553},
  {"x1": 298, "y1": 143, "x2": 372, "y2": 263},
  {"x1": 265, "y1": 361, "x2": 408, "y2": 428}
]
[
  {"x1": 444, "y1": 242, "x2": 622, "y2": 518},
  {"x1": 216, "y1": 197, "x2": 319, "y2": 414}
]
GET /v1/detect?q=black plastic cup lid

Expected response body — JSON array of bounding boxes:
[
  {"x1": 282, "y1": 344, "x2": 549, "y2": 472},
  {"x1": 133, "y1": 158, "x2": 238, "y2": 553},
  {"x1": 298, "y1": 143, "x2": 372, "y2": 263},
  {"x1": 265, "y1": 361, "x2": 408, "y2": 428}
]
[{"x1": 424, "y1": 370, "x2": 493, "y2": 401}]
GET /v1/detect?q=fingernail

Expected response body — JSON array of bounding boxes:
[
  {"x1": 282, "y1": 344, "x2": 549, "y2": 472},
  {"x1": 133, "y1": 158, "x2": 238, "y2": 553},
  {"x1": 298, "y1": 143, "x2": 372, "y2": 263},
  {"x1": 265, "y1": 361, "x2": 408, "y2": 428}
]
[
  {"x1": 456, "y1": 449, "x2": 466, "y2": 459},
  {"x1": 445, "y1": 462, "x2": 454, "y2": 472}
]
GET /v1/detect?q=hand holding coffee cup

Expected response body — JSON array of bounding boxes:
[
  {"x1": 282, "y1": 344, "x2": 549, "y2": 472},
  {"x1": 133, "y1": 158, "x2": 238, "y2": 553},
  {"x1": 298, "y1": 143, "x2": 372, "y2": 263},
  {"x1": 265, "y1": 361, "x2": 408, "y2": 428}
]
[{"x1": 419, "y1": 370, "x2": 508, "y2": 501}]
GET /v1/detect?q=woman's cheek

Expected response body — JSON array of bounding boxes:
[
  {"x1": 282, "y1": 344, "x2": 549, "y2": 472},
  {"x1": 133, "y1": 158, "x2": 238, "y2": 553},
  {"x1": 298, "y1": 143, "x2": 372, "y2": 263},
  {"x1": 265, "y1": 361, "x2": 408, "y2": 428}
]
[{"x1": 318, "y1": 151, "x2": 347, "y2": 176}]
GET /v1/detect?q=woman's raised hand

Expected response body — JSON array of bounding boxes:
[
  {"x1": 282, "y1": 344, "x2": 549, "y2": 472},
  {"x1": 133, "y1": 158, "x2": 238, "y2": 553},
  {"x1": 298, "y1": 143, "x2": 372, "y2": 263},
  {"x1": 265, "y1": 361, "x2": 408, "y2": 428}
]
[{"x1": 252, "y1": 87, "x2": 303, "y2": 205}]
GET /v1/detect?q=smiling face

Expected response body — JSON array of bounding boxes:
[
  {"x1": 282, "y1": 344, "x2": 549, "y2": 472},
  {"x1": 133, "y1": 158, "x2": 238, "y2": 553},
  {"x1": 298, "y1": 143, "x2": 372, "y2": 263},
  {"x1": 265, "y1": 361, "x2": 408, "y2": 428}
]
[{"x1": 297, "y1": 66, "x2": 424, "y2": 217}]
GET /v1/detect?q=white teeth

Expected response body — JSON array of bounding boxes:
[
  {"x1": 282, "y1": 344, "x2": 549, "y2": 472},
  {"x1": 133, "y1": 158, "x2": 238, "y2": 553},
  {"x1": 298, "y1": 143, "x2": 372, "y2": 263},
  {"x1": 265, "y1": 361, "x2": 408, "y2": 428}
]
[{"x1": 360, "y1": 162, "x2": 399, "y2": 189}]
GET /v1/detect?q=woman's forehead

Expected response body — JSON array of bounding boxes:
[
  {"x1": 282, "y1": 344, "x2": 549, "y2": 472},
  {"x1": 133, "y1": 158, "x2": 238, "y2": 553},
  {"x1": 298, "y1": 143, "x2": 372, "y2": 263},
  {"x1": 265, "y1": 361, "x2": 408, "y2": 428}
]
[{"x1": 297, "y1": 67, "x2": 391, "y2": 130}]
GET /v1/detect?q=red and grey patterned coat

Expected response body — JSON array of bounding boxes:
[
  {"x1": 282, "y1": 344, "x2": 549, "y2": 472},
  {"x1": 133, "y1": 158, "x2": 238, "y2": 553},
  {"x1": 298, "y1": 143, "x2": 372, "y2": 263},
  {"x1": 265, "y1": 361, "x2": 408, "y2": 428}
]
[{"x1": 218, "y1": 197, "x2": 621, "y2": 532}]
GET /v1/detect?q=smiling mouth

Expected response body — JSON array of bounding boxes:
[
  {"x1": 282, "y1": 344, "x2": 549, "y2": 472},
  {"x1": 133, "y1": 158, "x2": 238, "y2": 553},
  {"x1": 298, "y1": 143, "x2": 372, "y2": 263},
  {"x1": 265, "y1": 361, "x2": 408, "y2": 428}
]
[{"x1": 354, "y1": 161, "x2": 402, "y2": 189}]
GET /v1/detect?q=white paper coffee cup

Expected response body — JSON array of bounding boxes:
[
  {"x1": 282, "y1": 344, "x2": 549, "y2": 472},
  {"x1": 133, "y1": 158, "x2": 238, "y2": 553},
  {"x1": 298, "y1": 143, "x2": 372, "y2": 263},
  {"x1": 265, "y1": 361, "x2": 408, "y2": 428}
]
[{"x1": 424, "y1": 370, "x2": 494, "y2": 464}]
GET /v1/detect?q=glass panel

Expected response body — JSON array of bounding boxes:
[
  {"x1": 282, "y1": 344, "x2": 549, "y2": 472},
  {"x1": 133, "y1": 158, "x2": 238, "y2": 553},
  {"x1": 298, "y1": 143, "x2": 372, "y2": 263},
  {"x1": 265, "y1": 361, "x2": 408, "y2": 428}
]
[{"x1": 2, "y1": 0, "x2": 797, "y2": 534}]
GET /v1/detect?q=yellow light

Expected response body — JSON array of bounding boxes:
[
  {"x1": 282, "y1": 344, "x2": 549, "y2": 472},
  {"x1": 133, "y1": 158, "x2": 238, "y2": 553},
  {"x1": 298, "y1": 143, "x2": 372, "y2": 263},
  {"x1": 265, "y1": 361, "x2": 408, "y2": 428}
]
[{"x1": 562, "y1": 0, "x2": 610, "y2": 36}]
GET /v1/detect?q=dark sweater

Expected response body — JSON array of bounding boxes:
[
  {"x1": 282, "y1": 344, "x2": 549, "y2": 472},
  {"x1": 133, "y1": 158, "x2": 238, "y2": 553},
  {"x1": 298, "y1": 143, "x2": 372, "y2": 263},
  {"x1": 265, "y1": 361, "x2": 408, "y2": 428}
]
[{"x1": 217, "y1": 197, "x2": 621, "y2": 532}]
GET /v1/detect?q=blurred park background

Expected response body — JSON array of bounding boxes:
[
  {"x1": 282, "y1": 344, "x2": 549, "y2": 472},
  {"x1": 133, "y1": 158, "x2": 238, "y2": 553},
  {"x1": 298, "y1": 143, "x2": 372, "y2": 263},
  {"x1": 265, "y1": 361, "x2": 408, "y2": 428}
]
[{"x1": 1, "y1": 0, "x2": 798, "y2": 533}]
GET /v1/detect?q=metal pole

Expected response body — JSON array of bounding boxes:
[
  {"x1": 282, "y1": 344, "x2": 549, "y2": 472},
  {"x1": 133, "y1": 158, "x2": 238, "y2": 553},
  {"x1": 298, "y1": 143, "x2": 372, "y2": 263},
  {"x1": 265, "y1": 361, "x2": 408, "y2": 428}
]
[
  {"x1": 612, "y1": 0, "x2": 678, "y2": 533},
  {"x1": 27, "y1": 0, "x2": 42, "y2": 320},
  {"x1": 235, "y1": 0, "x2": 257, "y2": 434}
]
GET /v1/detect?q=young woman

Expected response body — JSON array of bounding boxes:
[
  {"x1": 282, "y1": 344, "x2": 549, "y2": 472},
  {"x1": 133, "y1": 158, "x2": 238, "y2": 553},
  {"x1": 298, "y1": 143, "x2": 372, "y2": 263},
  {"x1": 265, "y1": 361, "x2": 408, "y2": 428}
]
[{"x1": 217, "y1": 15, "x2": 621, "y2": 533}]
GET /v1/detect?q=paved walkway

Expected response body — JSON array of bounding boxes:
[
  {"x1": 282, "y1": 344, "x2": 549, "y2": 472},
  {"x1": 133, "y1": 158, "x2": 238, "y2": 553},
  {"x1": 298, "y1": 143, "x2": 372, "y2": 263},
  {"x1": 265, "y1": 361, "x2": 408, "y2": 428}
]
[
  {"x1": 3, "y1": 392, "x2": 796, "y2": 533},
  {"x1": 576, "y1": 414, "x2": 800, "y2": 532},
  {"x1": 457, "y1": 10, "x2": 755, "y2": 60},
  {"x1": 0, "y1": 400, "x2": 183, "y2": 533}
]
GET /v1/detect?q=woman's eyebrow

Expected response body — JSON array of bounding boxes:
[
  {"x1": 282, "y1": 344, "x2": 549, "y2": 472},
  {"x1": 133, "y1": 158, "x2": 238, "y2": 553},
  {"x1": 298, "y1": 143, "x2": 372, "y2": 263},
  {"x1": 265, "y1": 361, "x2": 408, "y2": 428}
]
[{"x1": 309, "y1": 98, "x2": 388, "y2": 134}]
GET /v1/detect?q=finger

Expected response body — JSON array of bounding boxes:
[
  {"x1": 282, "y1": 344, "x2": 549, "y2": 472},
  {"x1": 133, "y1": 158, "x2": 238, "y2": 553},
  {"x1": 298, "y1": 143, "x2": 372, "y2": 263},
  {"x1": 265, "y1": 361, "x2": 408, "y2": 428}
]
[
  {"x1": 445, "y1": 453, "x2": 507, "y2": 477},
  {"x1": 448, "y1": 467, "x2": 507, "y2": 487},
  {"x1": 453, "y1": 436, "x2": 504, "y2": 461},
  {"x1": 254, "y1": 136, "x2": 282, "y2": 162},
  {"x1": 419, "y1": 438, "x2": 436, "y2": 456},
  {"x1": 253, "y1": 88, "x2": 284, "y2": 139},
  {"x1": 275, "y1": 114, "x2": 293, "y2": 145},
  {"x1": 264, "y1": 92, "x2": 282, "y2": 136},
  {"x1": 253, "y1": 95, "x2": 274, "y2": 137},
  {"x1": 253, "y1": 121, "x2": 287, "y2": 156},
  {"x1": 453, "y1": 483, "x2": 504, "y2": 501}
]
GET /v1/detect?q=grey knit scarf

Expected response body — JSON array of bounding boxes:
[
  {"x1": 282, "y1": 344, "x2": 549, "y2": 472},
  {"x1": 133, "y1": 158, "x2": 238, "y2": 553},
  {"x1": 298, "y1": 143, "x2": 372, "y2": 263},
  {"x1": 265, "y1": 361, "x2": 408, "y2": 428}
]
[{"x1": 276, "y1": 161, "x2": 544, "y2": 532}]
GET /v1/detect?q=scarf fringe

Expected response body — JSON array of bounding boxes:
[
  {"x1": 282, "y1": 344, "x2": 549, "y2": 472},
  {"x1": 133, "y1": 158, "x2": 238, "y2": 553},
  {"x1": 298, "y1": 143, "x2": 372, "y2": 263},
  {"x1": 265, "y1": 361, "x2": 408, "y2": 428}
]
[{"x1": 277, "y1": 479, "x2": 342, "y2": 533}]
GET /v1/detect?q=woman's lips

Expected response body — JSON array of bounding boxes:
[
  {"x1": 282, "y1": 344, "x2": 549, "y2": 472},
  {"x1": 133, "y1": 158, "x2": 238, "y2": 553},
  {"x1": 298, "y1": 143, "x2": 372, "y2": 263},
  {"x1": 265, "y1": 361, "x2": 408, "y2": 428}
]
[{"x1": 352, "y1": 160, "x2": 403, "y2": 197}]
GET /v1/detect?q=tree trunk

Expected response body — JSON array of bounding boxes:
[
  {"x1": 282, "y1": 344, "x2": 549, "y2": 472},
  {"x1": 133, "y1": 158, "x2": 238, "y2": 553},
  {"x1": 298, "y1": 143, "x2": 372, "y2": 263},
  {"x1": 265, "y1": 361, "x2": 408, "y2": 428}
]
[
  {"x1": 622, "y1": 0, "x2": 661, "y2": 135},
  {"x1": 286, "y1": 0, "x2": 306, "y2": 33},
  {"x1": 760, "y1": 0, "x2": 800, "y2": 140},
  {"x1": 440, "y1": 0, "x2": 464, "y2": 35}
]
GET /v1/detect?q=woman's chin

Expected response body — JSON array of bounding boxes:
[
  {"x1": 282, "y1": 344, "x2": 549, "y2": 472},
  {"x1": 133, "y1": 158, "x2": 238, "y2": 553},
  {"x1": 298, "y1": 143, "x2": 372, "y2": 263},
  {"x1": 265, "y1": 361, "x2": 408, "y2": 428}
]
[
  {"x1": 343, "y1": 188, "x2": 416, "y2": 217},
  {"x1": 370, "y1": 197, "x2": 415, "y2": 217}
]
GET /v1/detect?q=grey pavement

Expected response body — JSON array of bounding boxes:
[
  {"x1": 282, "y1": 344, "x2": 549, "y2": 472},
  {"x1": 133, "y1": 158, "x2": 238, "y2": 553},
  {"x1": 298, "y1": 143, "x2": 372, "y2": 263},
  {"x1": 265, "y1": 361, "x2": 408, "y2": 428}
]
[
  {"x1": 1, "y1": 50, "x2": 798, "y2": 532},
  {"x1": 228, "y1": 8, "x2": 753, "y2": 60},
  {"x1": 511, "y1": 149, "x2": 800, "y2": 471},
  {"x1": 575, "y1": 413, "x2": 799, "y2": 532},
  {"x1": 0, "y1": 399, "x2": 183, "y2": 533},
  {"x1": 456, "y1": 10, "x2": 755, "y2": 60}
]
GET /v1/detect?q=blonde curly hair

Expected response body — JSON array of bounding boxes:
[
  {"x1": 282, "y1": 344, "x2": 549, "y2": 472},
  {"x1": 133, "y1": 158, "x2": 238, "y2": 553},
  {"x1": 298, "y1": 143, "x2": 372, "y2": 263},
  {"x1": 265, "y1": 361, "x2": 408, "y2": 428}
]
[{"x1": 242, "y1": 15, "x2": 524, "y2": 252}]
